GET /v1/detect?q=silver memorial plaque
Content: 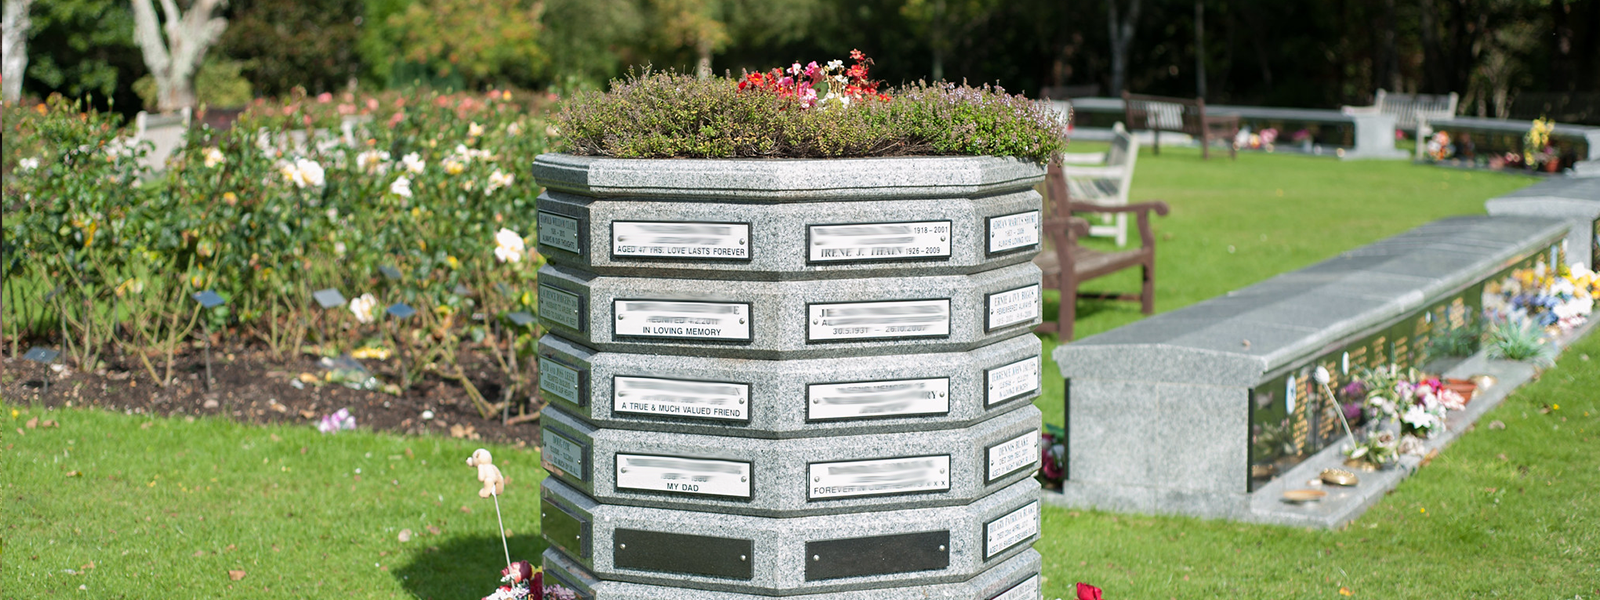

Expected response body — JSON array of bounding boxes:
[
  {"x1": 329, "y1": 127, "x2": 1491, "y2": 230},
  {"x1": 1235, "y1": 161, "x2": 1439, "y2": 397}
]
[
  {"x1": 615, "y1": 454, "x2": 752, "y2": 499},
  {"x1": 987, "y1": 210, "x2": 1041, "y2": 254},
  {"x1": 538, "y1": 284, "x2": 584, "y2": 331},
  {"x1": 986, "y1": 431, "x2": 1038, "y2": 482},
  {"x1": 807, "y1": 299, "x2": 951, "y2": 341},
  {"x1": 990, "y1": 575, "x2": 1042, "y2": 600},
  {"x1": 543, "y1": 430, "x2": 587, "y2": 481},
  {"x1": 985, "y1": 355, "x2": 1041, "y2": 407},
  {"x1": 613, "y1": 376, "x2": 750, "y2": 422},
  {"x1": 808, "y1": 455, "x2": 951, "y2": 500},
  {"x1": 986, "y1": 284, "x2": 1041, "y2": 331},
  {"x1": 538, "y1": 356, "x2": 583, "y2": 406},
  {"x1": 807, "y1": 220, "x2": 952, "y2": 263},
  {"x1": 537, "y1": 211, "x2": 582, "y2": 254},
  {"x1": 612, "y1": 221, "x2": 750, "y2": 260},
  {"x1": 984, "y1": 500, "x2": 1040, "y2": 559},
  {"x1": 613, "y1": 300, "x2": 752, "y2": 341},
  {"x1": 807, "y1": 377, "x2": 950, "y2": 421}
]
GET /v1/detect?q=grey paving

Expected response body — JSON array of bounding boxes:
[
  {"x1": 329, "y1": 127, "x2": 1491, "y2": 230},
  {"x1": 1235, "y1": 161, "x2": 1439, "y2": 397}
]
[{"x1": 1486, "y1": 177, "x2": 1600, "y2": 269}]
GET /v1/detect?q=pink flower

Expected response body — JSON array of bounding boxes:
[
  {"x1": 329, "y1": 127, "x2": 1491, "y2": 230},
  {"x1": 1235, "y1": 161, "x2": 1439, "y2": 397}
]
[
  {"x1": 317, "y1": 92, "x2": 333, "y2": 103},
  {"x1": 1077, "y1": 582, "x2": 1103, "y2": 600}
]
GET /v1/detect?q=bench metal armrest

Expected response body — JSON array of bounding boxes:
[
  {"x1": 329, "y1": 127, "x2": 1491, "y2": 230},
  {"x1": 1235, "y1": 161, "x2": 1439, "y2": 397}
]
[
  {"x1": 1067, "y1": 200, "x2": 1170, "y2": 217},
  {"x1": 1057, "y1": 165, "x2": 1127, "y2": 179}
]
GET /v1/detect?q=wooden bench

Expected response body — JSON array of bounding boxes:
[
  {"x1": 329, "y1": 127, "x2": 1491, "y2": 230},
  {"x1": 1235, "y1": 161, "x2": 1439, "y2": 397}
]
[
  {"x1": 1342, "y1": 89, "x2": 1459, "y2": 131},
  {"x1": 1032, "y1": 158, "x2": 1170, "y2": 341},
  {"x1": 1122, "y1": 92, "x2": 1239, "y2": 160}
]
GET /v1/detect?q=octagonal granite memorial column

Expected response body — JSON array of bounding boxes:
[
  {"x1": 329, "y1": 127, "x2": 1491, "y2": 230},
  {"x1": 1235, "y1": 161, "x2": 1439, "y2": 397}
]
[{"x1": 532, "y1": 154, "x2": 1046, "y2": 599}]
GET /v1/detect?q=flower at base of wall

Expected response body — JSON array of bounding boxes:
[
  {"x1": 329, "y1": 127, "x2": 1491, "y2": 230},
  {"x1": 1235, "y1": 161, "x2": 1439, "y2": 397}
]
[
  {"x1": 390, "y1": 175, "x2": 413, "y2": 198},
  {"x1": 350, "y1": 293, "x2": 379, "y2": 324},
  {"x1": 495, "y1": 228, "x2": 526, "y2": 263}
]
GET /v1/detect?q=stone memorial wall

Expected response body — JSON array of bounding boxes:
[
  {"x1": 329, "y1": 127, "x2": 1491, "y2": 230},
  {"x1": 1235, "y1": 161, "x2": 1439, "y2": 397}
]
[
  {"x1": 1051, "y1": 216, "x2": 1571, "y2": 527},
  {"x1": 532, "y1": 154, "x2": 1046, "y2": 599}
]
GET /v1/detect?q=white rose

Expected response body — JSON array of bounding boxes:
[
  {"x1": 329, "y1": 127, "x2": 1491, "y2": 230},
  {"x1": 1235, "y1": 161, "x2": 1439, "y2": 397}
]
[
  {"x1": 18, "y1": 157, "x2": 39, "y2": 172},
  {"x1": 295, "y1": 158, "x2": 325, "y2": 187},
  {"x1": 390, "y1": 175, "x2": 413, "y2": 198},
  {"x1": 401, "y1": 152, "x2": 425, "y2": 174},
  {"x1": 349, "y1": 293, "x2": 378, "y2": 324},
  {"x1": 494, "y1": 228, "x2": 525, "y2": 263}
]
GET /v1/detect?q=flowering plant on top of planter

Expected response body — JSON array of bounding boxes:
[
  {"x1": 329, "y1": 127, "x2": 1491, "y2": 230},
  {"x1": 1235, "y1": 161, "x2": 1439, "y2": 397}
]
[{"x1": 556, "y1": 51, "x2": 1070, "y2": 160}]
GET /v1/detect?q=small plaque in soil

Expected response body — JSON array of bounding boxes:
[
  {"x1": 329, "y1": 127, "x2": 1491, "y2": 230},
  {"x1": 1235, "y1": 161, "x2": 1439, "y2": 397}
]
[
  {"x1": 312, "y1": 288, "x2": 346, "y2": 308},
  {"x1": 386, "y1": 303, "x2": 417, "y2": 320},
  {"x1": 192, "y1": 290, "x2": 225, "y2": 308}
]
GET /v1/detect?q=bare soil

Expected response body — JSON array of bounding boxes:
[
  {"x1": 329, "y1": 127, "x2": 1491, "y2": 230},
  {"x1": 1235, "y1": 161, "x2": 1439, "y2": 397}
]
[{"x1": 0, "y1": 341, "x2": 544, "y2": 446}]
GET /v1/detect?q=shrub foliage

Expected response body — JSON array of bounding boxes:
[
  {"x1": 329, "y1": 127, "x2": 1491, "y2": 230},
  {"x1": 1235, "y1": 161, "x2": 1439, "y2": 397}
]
[{"x1": 556, "y1": 71, "x2": 1071, "y2": 161}]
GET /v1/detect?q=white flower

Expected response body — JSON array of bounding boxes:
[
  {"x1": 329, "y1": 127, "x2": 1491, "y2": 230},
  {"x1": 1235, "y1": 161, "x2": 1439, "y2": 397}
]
[
  {"x1": 485, "y1": 170, "x2": 514, "y2": 195},
  {"x1": 826, "y1": 59, "x2": 844, "y2": 71},
  {"x1": 334, "y1": 241, "x2": 347, "y2": 256},
  {"x1": 296, "y1": 158, "x2": 325, "y2": 187},
  {"x1": 401, "y1": 152, "x2": 425, "y2": 174},
  {"x1": 18, "y1": 157, "x2": 39, "y2": 172},
  {"x1": 1313, "y1": 366, "x2": 1330, "y2": 386},
  {"x1": 468, "y1": 122, "x2": 484, "y2": 137},
  {"x1": 356, "y1": 150, "x2": 391, "y2": 174},
  {"x1": 390, "y1": 175, "x2": 413, "y2": 198},
  {"x1": 505, "y1": 122, "x2": 521, "y2": 136},
  {"x1": 494, "y1": 228, "x2": 525, "y2": 263},
  {"x1": 1401, "y1": 405, "x2": 1438, "y2": 432},
  {"x1": 349, "y1": 293, "x2": 379, "y2": 324},
  {"x1": 203, "y1": 147, "x2": 226, "y2": 168}
]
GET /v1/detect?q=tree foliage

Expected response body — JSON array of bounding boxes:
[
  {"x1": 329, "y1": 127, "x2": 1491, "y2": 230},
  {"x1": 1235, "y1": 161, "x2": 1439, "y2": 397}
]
[
  {"x1": 385, "y1": 0, "x2": 547, "y2": 89},
  {"x1": 220, "y1": 0, "x2": 363, "y2": 97}
]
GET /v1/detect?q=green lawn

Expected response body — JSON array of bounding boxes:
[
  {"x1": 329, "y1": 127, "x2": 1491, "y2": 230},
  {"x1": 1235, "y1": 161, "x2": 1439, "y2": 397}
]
[{"x1": 6, "y1": 147, "x2": 1589, "y2": 599}]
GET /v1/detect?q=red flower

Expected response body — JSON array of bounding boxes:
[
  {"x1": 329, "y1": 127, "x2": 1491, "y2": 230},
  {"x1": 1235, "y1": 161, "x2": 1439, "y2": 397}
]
[
  {"x1": 1077, "y1": 582, "x2": 1103, "y2": 600},
  {"x1": 850, "y1": 49, "x2": 865, "y2": 61}
]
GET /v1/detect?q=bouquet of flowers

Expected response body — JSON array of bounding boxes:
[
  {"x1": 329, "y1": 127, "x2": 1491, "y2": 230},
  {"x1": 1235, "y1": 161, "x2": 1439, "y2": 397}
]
[
  {"x1": 737, "y1": 49, "x2": 888, "y2": 109},
  {"x1": 481, "y1": 561, "x2": 580, "y2": 600}
]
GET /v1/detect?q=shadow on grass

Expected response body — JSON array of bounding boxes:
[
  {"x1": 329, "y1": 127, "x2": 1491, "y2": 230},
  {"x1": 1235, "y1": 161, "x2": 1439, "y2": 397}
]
[{"x1": 395, "y1": 534, "x2": 549, "y2": 600}]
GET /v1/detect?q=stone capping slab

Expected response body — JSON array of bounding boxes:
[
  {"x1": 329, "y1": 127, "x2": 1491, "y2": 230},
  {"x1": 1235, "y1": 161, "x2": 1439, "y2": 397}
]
[
  {"x1": 540, "y1": 476, "x2": 1041, "y2": 595},
  {"x1": 542, "y1": 546, "x2": 1044, "y2": 600},
  {"x1": 540, "y1": 262, "x2": 1042, "y2": 360},
  {"x1": 1055, "y1": 216, "x2": 1571, "y2": 387},
  {"x1": 1485, "y1": 179, "x2": 1600, "y2": 269},
  {"x1": 531, "y1": 153, "x2": 1047, "y2": 202},
  {"x1": 541, "y1": 403, "x2": 1041, "y2": 517},
  {"x1": 538, "y1": 333, "x2": 1041, "y2": 439},
  {"x1": 536, "y1": 188, "x2": 1041, "y2": 280},
  {"x1": 1041, "y1": 317, "x2": 1596, "y2": 528}
]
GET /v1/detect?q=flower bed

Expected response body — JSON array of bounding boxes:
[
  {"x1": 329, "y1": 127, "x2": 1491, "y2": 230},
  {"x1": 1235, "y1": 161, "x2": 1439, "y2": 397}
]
[{"x1": 3, "y1": 89, "x2": 555, "y2": 423}]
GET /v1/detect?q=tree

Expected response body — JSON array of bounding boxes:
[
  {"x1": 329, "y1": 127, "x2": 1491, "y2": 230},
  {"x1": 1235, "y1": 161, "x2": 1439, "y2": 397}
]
[
  {"x1": 220, "y1": 0, "x2": 362, "y2": 97},
  {"x1": 2, "y1": 0, "x2": 32, "y2": 102},
  {"x1": 385, "y1": 0, "x2": 545, "y2": 89},
  {"x1": 653, "y1": 0, "x2": 728, "y2": 79},
  {"x1": 901, "y1": 0, "x2": 1002, "y2": 82},
  {"x1": 1106, "y1": 0, "x2": 1140, "y2": 94},
  {"x1": 130, "y1": 0, "x2": 228, "y2": 112}
]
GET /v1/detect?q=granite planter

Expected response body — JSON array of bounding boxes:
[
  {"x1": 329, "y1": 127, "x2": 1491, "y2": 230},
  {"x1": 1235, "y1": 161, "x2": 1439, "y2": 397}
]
[{"x1": 532, "y1": 153, "x2": 1047, "y2": 598}]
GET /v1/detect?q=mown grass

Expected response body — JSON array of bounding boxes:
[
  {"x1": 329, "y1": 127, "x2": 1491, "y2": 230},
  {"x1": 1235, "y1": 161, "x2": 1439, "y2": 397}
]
[{"x1": 0, "y1": 408, "x2": 546, "y2": 598}]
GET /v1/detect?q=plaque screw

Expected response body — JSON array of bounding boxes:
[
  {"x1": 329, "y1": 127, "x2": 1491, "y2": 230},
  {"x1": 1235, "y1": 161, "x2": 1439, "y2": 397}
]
[
  {"x1": 617, "y1": 314, "x2": 625, "y2": 320},
  {"x1": 814, "y1": 476, "x2": 821, "y2": 482},
  {"x1": 812, "y1": 555, "x2": 820, "y2": 561},
  {"x1": 738, "y1": 398, "x2": 745, "y2": 404},
  {"x1": 811, "y1": 398, "x2": 820, "y2": 404},
  {"x1": 740, "y1": 555, "x2": 747, "y2": 561},
  {"x1": 812, "y1": 319, "x2": 820, "y2": 325},
  {"x1": 739, "y1": 318, "x2": 746, "y2": 324},
  {"x1": 741, "y1": 476, "x2": 748, "y2": 482},
  {"x1": 940, "y1": 236, "x2": 946, "y2": 241},
  {"x1": 619, "y1": 544, "x2": 627, "y2": 550},
  {"x1": 739, "y1": 238, "x2": 746, "y2": 245},
  {"x1": 620, "y1": 467, "x2": 629, "y2": 473},
  {"x1": 938, "y1": 545, "x2": 946, "y2": 551}
]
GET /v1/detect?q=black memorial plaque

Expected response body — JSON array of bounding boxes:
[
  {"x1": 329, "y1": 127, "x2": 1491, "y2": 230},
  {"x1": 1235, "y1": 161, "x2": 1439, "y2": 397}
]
[
  {"x1": 613, "y1": 529, "x2": 753, "y2": 580},
  {"x1": 541, "y1": 497, "x2": 591, "y2": 559},
  {"x1": 804, "y1": 530, "x2": 950, "y2": 581}
]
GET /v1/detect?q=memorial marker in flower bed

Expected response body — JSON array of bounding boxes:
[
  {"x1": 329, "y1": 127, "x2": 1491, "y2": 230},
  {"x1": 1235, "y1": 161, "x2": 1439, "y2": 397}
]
[
  {"x1": 531, "y1": 54, "x2": 1065, "y2": 599},
  {"x1": 1049, "y1": 215, "x2": 1586, "y2": 528}
]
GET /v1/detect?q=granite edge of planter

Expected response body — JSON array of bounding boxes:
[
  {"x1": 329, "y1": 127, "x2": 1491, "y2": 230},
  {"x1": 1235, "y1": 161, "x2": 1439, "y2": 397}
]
[{"x1": 532, "y1": 153, "x2": 1048, "y2": 202}]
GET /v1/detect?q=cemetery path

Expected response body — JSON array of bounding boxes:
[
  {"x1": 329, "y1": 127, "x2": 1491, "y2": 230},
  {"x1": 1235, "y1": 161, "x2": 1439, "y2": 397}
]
[{"x1": 1, "y1": 346, "x2": 542, "y2": 447}]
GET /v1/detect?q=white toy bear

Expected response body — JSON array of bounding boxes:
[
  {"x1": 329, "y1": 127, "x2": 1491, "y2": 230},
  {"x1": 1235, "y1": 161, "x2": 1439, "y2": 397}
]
[{"x1": 467, "y1": 448, "x2": 506, "y2": 498}]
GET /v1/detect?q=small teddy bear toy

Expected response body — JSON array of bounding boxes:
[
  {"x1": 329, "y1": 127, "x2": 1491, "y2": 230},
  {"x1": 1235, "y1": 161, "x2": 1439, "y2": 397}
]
[{"x1": 467, "y1": 448, "x2": 505, "y2": 498}]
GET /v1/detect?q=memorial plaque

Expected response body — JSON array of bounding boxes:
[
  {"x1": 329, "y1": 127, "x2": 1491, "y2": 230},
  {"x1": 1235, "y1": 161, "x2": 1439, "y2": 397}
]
[
  {"x1": 986, "y1": 210, "x2": 1041, "y2": 255},
  {"x1": 538, "y1": 211, "x2": 583, "y2": 254},
  {"x1": 807, "y1": 377, "x2": 950, "y2": 421},
  {"x1": 539, "y1": 356, "x2": 585, "y2": 406},
  {"x1": 386, "y1": 302, "x2": 416, "y2": 320},
  {"x1": 539, "y1": 284, "x2": 585, "y2": 331},
  {"x1": 985, "y1": 284, "x2": 1041, "y2": 331},
  {"x1": 985, "y1": 431, "x2": 1038, "y2": 483},
  {"x1": 22, "y1": 347, "x2": 60, "y2": 363},
  {"x1": 983, "y1": 500, "x2": 1039, "y2": 559},
  {"x1": 613, "y1": 529, "x2": 753, "y2": 580},
  {"x1": 615, "y1": 454, "x2": 752, "y2": 499},
  {"x1": 507, "y1": 311, "x2": 536, "y2": 327},
  {"x1": 613, "y1": 300, "x2": 752, "y2": 342},
  {"x1": 312, "y1": 288, "x2": 346, "y2": 308},
  {"x1": 378, "y1": 265, "x2": 402, "y2": 281},
  {"x1": 541, "y1": 497, "x2": 591, "y2": 559},
  {"x1": 804, "y1": 531, "x2": 950, "y2": 581},
  {"x1": 807, "y1": 299, "x2": 951, "y2": 341},
  {"x1": 807, "y1": 220, "x2": 952, "y2": 263},
  {"x1": 808, "y1": 455, "x2": 951, "y2": 500},
  {"x1": 191, "y1": 290, "x2": 225, "y2": 308},
  {"x1": 985, "y1": 355, "x2": 1040, "y2": 407},
  {"x1": 613, "y1": 376, "x2": 750, "y2": 423},
  {"x1": 990, "y1": 574, "x2": 1042, "y2": 600},
  {"x1": 543, "y1": 429, "x2": 589, "y2": 482},
  {"x1": 612, "y1": 221, "x2": 751, "y2": 260}
]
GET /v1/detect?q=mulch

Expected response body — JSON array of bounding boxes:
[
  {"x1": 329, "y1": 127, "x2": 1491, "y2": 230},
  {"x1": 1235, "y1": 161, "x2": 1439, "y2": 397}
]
[{"x1": 1, "y1": 342, "x2": 545, "y2": 447}]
